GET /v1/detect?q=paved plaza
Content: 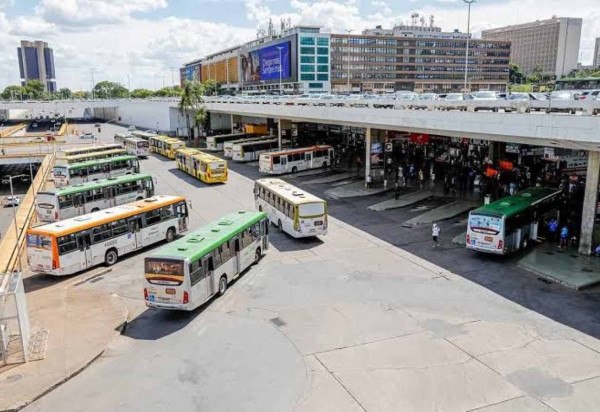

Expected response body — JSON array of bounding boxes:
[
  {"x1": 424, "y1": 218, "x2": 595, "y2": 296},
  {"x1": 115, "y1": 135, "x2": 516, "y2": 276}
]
[{"x1": 19, "y1": 126, "x2": 600, "y2": 411}]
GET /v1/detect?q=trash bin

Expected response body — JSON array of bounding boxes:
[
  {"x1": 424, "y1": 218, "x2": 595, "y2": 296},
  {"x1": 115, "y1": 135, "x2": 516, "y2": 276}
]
[{"x1": 484, "y1": 194, "x2": 491, "y2": 205}]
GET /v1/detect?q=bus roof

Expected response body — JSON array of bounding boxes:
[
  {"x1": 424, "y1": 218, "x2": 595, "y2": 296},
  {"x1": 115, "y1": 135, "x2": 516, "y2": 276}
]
[
  {"x1": 255, "y1": 178, "x2": 325, "y2": 205},
  {"x1": 472, "y1": 187, "x2": 562, "y2": 218},
  {"x1": 39, "y1": 173, "x2": 152, "y2": 196},
  {"x1": 176, "y1": 148, "x2": 201, "y2": 156},
  {"x1": 114, "y1": 133, "x2": 132, "y2": 138},
  {"x1": 29, "y1": 195, "x2": 185, "y2": 237},
  {"x1": 147, "y1": 211, "x2": 266, "y2": 262},
  {"x1": 55, "y1": 154, "x2": 138, "y2": 170},
  {"x1": 149, "y1": 135, "x2": 171, "y2": 142},
  {"x1": 236, "y1": 138, "x2": 278, "y2": 147},
  {"x1": 66, "y1": 148, "x2": 126, "y2": 160},
  {"x1": 192, "y1": 151, "x2": 226, "y2": 163},
  {"x1": 262, "y1": 145, "x2": 332, "y2": 157},
  {"x1": 226, "y1": 136, "x2": 272, "y2": 145},
  {"x1": 58, "y1": 144, "x2": 121, "y2": 156}
]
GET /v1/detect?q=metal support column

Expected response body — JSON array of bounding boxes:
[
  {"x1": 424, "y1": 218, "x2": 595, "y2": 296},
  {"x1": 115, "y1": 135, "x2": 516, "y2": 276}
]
[
  {"x1": 365, "y1": 127, "x2": 371, "y2": 189},
  {"x1": 277, "y1": 119, "x2": 282, "y2": 150},
  {"x1": 579, "y1": 151, "x2": 600, "y2": 255},
  {"x1": 230, "y1": 114, "x2": 235, "y2": 134}
]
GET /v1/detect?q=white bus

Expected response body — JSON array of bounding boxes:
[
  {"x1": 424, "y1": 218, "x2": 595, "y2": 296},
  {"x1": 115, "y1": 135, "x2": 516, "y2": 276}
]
[
  {"x1": 232, "y1": 138, "x2": 279, "y2": 162},
  {"x1": 113, "y1": 133, "x2": 132, "y2": 146},
  {"x1": 254, "y1": 178, "x2": 328, "y2": 238},
  {"x1": 259, "y1": 145, "x2": 334, "y2": 174},
  {"x1": 52, "y1": 155, "x2": 140, "y2": 188},
  {"x1": 27, "y1": 195, "x2": 189, "y2": 276},
  {"x1": 223, "y1": 136, "x2": 272, "y2": 158},
  {"x1": 144, "y1": 211, "x2": 269, "y2": 310},
  {"x1": 205, "y1": 133, "x2": 248, "y2": 151},
  {"x1": 131, "y1": 131, "x2": 157, "y2": 140},
  {"x1": 123, "y1": 137, "x2": 150, "y2": 157},
  {"x1": 36, "y1": 173, "x2": 155, "y2": 222},
  {"x1": 55, "y1": 144, "x2": 122, "y2": 161}
]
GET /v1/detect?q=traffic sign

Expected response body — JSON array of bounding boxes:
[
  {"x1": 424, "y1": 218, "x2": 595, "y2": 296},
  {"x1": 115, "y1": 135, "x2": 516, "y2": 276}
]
[{"x1": 385, "y1": 142, "x2": 393, "y2": 152}]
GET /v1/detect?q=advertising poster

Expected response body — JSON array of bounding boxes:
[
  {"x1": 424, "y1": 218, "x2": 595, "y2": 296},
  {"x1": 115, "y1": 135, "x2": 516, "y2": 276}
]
[{"x1": 241, "y1": 41, "x2": 291, "y2": 84}]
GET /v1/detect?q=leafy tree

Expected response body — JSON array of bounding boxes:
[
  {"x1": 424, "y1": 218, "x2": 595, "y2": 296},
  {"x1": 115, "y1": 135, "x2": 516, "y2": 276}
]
[
  {"x1": 58, "y1": 88, "x2": 72, "y2": 99},
  {"x1": 131, "y1": 88, "x2": 155, "y2": 99},
  {"x1": 24, "y1": 80, "x2": 45, "y2": 99},
  {"x1": 154, "y1": 86, "x2": 183, "y2": 97},
  {"x1": 1, "y1": 85, "x2": 25, "y2": 100},
  {"x1": 73, "y1": 90, "x2": 91, "y2": 99},
  {"x1": 179, "y1": 81, "x2": 207, "y2": 141},
  {"x1": 509, "y1": 63, "x2": 524, "y2": 84},
  {"x1": 93, "y1": 81, "x2": 130, "y2": 99},
  {"x1": 201, "y1": 79, "x2": 219, "y2": 96}
]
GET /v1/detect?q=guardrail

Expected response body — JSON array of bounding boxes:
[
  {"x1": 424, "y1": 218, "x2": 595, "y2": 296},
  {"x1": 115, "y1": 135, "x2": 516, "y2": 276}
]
[
  {"x1": 0, "y1": 154, "x2": 54, "y2": 286},
  {"x1": 205, "y1": 97, "x2": 600, "y2": 116}
]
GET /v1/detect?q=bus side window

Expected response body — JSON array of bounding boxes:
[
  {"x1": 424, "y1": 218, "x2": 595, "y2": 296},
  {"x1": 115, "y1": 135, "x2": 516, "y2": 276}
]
[
  {"x1": 128, "y1": 218, "x2": 140, "y2": 232},
  {"x1": 190, "y1": 260, "x2": 205, "y2": 286},
  {"x1": 73, "y1": 194, "x2": 83, "y2": 207},
  {"x1": 234, "y1": 237, "x2": 240, "y2": 253},
  {"x1": 176, "y1": 202, "x2": 188, "y2": 218},
  {"x1": 263, "y1": 219, "x2": 269, "y2": 235},
  {"x1": 251, "y1": 223, "x2": 260, "y2": 240}
]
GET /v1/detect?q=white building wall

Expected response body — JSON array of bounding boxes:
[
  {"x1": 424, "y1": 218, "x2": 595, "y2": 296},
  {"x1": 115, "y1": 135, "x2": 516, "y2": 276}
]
[
  {"x1": 556, "y1": 18, "x2": 582, "y2": 77},
  {"x1": 116, "y1": 101, "x2": 175, "y2": 132}
]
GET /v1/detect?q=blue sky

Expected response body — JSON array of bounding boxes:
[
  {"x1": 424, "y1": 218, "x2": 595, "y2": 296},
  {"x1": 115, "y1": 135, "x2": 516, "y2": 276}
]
[{"x1": 0, "y1": 0, "x2": 598, "y2": 90}]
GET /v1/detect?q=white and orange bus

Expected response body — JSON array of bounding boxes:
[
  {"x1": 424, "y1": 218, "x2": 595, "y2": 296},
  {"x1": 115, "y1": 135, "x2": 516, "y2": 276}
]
[
  {"x1": 27, "y1": 195, "x2": 189, "y2": 276},
  {"x1": 259, "y1": 145, "x2": 334, "y2": 174}
]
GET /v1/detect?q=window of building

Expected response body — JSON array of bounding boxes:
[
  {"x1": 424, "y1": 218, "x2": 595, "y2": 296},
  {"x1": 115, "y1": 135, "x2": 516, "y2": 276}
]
[
  {"x1": 317, "y1": 73, "x2": 329, "y2": 81},
  {"x1": 317, "y1": 55, "x2": 329, "y2": 64},
  {"x1": 301, "y1": 73, "x2": 315, "y2": 81},
  {"x1": 308, "y1": 82, "x2": 323, "y2": 88},
  {"x1": 317, "y1": 65, "x2": 328, "y2": 73},
  {"x1": 317, "y1": 37, "x2": 329, "y2": 46},
  {"x1": 300, "y1": 47, "x2": 314, "y2": 55},
  {"x1": 301, "y1": 55, "x2": 315, "y2": 64},
  {"x1": 300, "y1": 65, "x2": 315, "y2": 73},
  {"x1": 300, "y1": 37, "x2": 315, "y2": 45},
  {"x1": 316, "y1": 47, "x2": 329, "y2": 55}
]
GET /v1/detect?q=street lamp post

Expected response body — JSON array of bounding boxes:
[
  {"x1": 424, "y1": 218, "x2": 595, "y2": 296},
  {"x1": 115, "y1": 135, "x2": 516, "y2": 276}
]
[
  {"x1": 345, "y1": 30, "x2": 353, "y2": 93},
  {"x1": 463, "y1": 0, "x2": 477, "y2": 93},
  {"x1": 7, "y1": 174, "x2": 27, "y2": 271},
  {"x1": 276, "y1": 46, "x2": 284, "y2": 95}
]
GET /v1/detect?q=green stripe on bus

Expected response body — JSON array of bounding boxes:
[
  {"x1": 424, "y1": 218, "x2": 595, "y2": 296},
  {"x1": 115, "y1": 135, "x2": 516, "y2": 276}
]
[
  {"x1": 472, "y1": 187, "x2": 562, "y2": 218},
  {"x1": 48, "y1": 173, "x2": 153, "y2": 196}
]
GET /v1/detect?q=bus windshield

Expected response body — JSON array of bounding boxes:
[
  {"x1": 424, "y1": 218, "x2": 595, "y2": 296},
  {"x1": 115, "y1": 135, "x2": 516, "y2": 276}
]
[
  {"x1": 299, "y1": 202, "x2": 325, "y2": 217},
  {"x1": 144, "y1": 259, "x2": 184, "y2": 286},
  {"x1": 469, "y1": 214, "x2": 502, "y2": 235}
]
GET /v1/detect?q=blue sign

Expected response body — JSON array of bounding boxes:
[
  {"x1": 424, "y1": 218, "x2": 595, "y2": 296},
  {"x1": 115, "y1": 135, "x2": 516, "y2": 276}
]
[{"x1": 259, "y1": 42, "x2": 291, "y2": 81}]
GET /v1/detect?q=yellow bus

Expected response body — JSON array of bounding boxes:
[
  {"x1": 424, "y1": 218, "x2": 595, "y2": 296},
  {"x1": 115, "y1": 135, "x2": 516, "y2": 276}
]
[
  {"x1": 27, "y1": 195, "x2": 189, "y2": 276},
  {"x1": 175, "y1": 148, "x2": 228, "y2": 184},
  {"x1": 149, "y1": 135, "x2": 186, "y2": 159}
]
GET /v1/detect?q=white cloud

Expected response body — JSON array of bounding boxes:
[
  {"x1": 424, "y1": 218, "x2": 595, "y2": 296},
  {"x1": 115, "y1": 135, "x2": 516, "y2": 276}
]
[{"x1": 35, "y1": 0, "x2": 168, "y2": 27}]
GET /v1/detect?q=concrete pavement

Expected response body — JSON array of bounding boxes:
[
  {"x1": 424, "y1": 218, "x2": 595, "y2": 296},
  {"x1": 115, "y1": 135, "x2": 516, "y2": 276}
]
[{"x1": 22, "y1": 141, "x2": 600, "y2": 412}]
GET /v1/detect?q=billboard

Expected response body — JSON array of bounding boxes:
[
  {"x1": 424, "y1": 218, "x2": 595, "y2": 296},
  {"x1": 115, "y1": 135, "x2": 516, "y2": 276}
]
[
  {"x1": 184, "y1": 63, "x2": 201, "y2": 83},
  {"x1": 240, "y1": 41, "x2": 292, "y2": 84}
]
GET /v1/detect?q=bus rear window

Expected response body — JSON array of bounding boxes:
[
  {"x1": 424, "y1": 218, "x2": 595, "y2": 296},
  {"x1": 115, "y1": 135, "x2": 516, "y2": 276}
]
[
  {"x1": 145, "y1": 259, "x2": 184, "y2": 285},
  {"x1": 209, "y1": 162, "x2": 225, "y2": 171},
  {"x1": 298, "y1": 202, "x2": 326, "y2": 217},
  {"x1": 469, "y1": 215, "x2": 501, "y2": 235},
  {"x1": 27, "y1": 233, "x2": 52, "y2": 250}
]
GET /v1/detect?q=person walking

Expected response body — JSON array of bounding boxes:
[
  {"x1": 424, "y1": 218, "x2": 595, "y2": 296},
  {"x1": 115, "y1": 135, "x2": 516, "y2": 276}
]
[
  {"x1": 432, "y1": 222, "x2": 441, "y2": 248},
  {"x1": 559, "y1": 225, "x2": 569, "y2": 249}
]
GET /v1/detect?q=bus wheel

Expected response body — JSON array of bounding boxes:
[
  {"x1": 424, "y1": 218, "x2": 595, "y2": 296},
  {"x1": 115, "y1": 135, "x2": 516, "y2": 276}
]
[
  {"x1": 292, "y1": 166, "x2": 298, "y2": 173},
  {"x1": 258, "y1": 205, "x2": 263, "y2": 212},
  {"x1": 218, "y1": 275, "x2": 227, "y2": 296},
  {"x1": 91, "y1": 208, "x2": 100, "y2": 213},
  {"x1": 105, "y1": 249, "x2": 118, "y2": 266},
  {"x1": 136, "y1": 197, "x2": 143, "y2": 201},
  {"x1": 322, "y1": 162, "x2": 327, "y2": 168},
  {"x1": 166, "y1": 228, "x2": 176, "y2": 242},
  {"x1": 278, "y1": 220, "x2": 283, "y2": 232},
  {"x1": 254, "y1": 247, "x2": 262, "y2": 264}
]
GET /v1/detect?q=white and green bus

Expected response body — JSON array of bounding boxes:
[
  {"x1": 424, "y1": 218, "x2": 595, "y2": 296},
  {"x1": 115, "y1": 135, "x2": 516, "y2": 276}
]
[
  {"x1": 466, "y1": 187, "x2": 563, "y2": 255},
  {"x1": 223, "y1": 136, "x2": 271, "y2": 158},
  {"x1": 144, "y1": 211, "x2": 269, "y2": 310},
  {"x1": 254, "y1": 178, "x2": 328, "y2": 238},
  {"x1": 36, "y1": 173, "x2": 155, "y2": 222},
  {"x1": 52, "y1": 155, "x2": 140, "y2": 188}
]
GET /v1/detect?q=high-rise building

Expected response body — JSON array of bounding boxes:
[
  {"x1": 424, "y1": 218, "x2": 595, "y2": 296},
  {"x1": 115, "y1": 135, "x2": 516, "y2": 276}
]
[
  {"x1": 482, "y1": 17, "x2": 582, "y2": 78},
  {"x1": 17, "y1": 40, "x2": 56, "y2": 92},
  {"x1": 330, "y1": 23, "x2": 510, "y2": 93},
  {"x1": 594, "y1": 38, "x2": 600, "y2": 68}
]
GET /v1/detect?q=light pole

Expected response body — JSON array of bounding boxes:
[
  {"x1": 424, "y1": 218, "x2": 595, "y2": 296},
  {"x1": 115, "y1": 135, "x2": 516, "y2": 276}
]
[
  {"x1": 463, "y1": 0, "x2": 476, "y2": 92},
  {"x1": 7, "y1": 174, "x2": 27, "y2": 271},
  {"x1": 276, "y1": 46, "x2": 284, "y2": 95},
  {"x1": 345, "y1": 30, "x2": 353, "y2": 93}
]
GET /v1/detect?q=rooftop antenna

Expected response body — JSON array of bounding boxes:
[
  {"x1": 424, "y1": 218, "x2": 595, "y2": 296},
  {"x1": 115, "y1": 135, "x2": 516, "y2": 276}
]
[
  {"x1": 411, "y1": 13, "x2": 419, "y2": 26},
  {"x1": 430, "y1": 15, "x2": 435, "y2": 28},
  {"x1": 268, "y1": 18, "x2": 274, "y2": 36},
  {"x1": 420, "y1": 16, "x2": 426, "y2": 26}
]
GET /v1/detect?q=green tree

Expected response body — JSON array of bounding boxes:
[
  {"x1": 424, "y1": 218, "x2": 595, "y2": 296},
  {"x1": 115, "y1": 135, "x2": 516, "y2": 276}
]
[
  {"x1": 509, "y1": 63, "x2": 524, "y2": 84},
  {"x1": 1, "y1": 85, "x2": 25, "y2": 100},
  {"x1": 201, "y1": 79, "x2": 219, "y2": 96},
  {"x1": 93, "y1": 81, "x2": 130, "y2": 99},
  {"x1": 58, "y1": 88, "x2": 73, "y2": 99},
  {"x1": 179, "y1": 81, "x2": 207, "y2": 142},
  {"x1": 154, "y1": 86, "x2": 183, "y2": 97},
  {"x1": 73, "y1": 90, "x2": 91, "y2": 99},
  {"x1": 23, "y1": 80, "x2": 45, "y2": 99},
  {"x1": 131, "y1": 88, "x2": 155, "y2": 99}
]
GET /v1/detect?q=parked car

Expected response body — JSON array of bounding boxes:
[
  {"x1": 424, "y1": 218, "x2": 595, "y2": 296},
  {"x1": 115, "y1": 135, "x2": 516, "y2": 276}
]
[
  {"x1": 80, "y1": 132, "x2": 95, "y2": 139},
  {"x1": 127, "y1": 125, "x2": 136, "y2": 131},
  {"x1": 578, "y1": 89, "x2": 600, "y2": 101},
  {"x1": 466, "y1": 91, "x2": 500, "y2": 112},
  {"x1": 3, "y1": 196, "x2": 20, "y2": 207},
  {"x1": 440, "y1": 93, "x2": 467, "y2": 111},
  {"x1": 547, "y1": 91, "x2": 576, "y2": 114}
]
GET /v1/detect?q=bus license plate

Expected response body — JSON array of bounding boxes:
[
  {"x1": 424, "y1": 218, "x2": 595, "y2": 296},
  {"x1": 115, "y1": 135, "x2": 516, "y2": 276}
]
[
  {"x1": 314, "y1": 221, "x2": 323, "y2": 226},
  {"x1": 165, "y1": 288, "x2": 176, "y2": 295},
  {"x1": 484, "y1": 236, "x2": 493, "y2": 242}
]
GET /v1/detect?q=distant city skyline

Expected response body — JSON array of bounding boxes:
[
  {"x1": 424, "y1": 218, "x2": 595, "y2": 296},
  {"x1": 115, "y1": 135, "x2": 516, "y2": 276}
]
[{"x1": 0, "y1": 0, "x2": 598, "y2": 91}]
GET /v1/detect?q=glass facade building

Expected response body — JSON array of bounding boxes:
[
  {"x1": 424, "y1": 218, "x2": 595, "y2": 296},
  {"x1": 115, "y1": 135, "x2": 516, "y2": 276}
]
[{"x1": 17, "y1": 40, "x2": 56, "y2": 93}]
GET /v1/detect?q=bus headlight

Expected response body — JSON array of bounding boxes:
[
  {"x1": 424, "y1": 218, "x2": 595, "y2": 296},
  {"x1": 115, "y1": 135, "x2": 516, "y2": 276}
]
[{"x1": 294, "y1": 221, "x2": 300, "y2": 231}]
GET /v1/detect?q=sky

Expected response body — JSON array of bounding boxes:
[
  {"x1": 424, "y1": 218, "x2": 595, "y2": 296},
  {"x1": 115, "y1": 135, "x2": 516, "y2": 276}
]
[{"x1": 0, "y1": 0, "x2": 598, "y2": 91}]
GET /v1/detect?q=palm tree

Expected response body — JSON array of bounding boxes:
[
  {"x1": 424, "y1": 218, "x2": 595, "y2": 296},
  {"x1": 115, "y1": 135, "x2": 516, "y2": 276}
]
[{"x1": 178, "y1": 81, "x2": 194, "y2": 141}]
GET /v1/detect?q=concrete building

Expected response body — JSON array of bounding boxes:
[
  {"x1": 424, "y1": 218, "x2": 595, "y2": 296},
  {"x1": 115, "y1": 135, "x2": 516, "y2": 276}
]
[
  {"x1": 482, "y1": 17, "x2": 582, "y2": 78},
  {"x1": 17, "y1": 40, "x2": 56, "y2": 93},
  {"x1": 594, "y1": 37, "x2": 600, "y2": 68},
  {"x1": 331, "y1": 23, "x2": 510, "y2": 93}
]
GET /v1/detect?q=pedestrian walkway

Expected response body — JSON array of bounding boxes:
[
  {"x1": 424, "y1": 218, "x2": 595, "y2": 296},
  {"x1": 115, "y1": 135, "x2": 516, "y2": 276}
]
[
  {"x1": 0, "y1": 273, "x2": 128, "y2": 411},
  {"x1": 402, "y1": 199, "x2": 479, "y2": 228},
  {"x1": 367, "y1": 189, "x2": 433, "y2": 211},
  {"x1": 518, "y1": 243, "x2": 600, "y2": 290},
  {"x1": 325, "y1": 181, "x2": 389, "y2": 198},
  {"x1": 304, "y1": 172, "x2": 356, "y2": 184}
]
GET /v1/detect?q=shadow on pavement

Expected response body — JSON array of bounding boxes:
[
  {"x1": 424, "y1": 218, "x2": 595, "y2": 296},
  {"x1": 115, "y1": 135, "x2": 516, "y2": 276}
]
[
  {"x1": 166, "y1": 168, "x2": 224, "y2": 189},
  {"x1": 124, "y1": 302, "x2": 211, "y2": 340},
  {"x1": 23, "y1": 273, "x2": 75, "y2": 293},
  {"x1": 268, "y1": 230, "x2": 324, "y2": 252}
]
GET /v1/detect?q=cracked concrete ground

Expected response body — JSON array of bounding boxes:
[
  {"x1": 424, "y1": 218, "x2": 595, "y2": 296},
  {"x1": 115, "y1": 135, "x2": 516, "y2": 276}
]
[{"x1": 23, "y1": 123, "x2": 600, "y2": 411}]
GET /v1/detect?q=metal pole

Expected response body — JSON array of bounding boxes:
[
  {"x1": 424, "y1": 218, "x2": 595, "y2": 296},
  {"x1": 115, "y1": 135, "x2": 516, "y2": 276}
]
[
  {"x1": 9, "y1": 176, "x2": 22, "y2": 271},
  {"x1": 463, "y1": 0, "x2": 476, "y2": 92},
  {"x1": 345, "y1": 30, "x2": 352, "y2": 92},
  {"x1": 276, "y1": 46, "x2": 284, "y2": 95}
]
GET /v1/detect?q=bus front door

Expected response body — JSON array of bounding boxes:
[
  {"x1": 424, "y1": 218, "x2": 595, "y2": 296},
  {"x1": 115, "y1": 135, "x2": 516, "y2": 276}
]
[
  {"x1": 128, "y1": 218, "x2": 143, "y2": 251},
  {"x1": 305, "y1": 152, "x2": 312, "y2": 170},
  {"x1": 280, "y1": 156, "x2": 287, "y2": 172},
  {"x1": 74, "y1": 194, "x2": 85, "y2": 216},
  {"x1": 78, "y1": 233, "x2": 93, "y2": 270}
]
